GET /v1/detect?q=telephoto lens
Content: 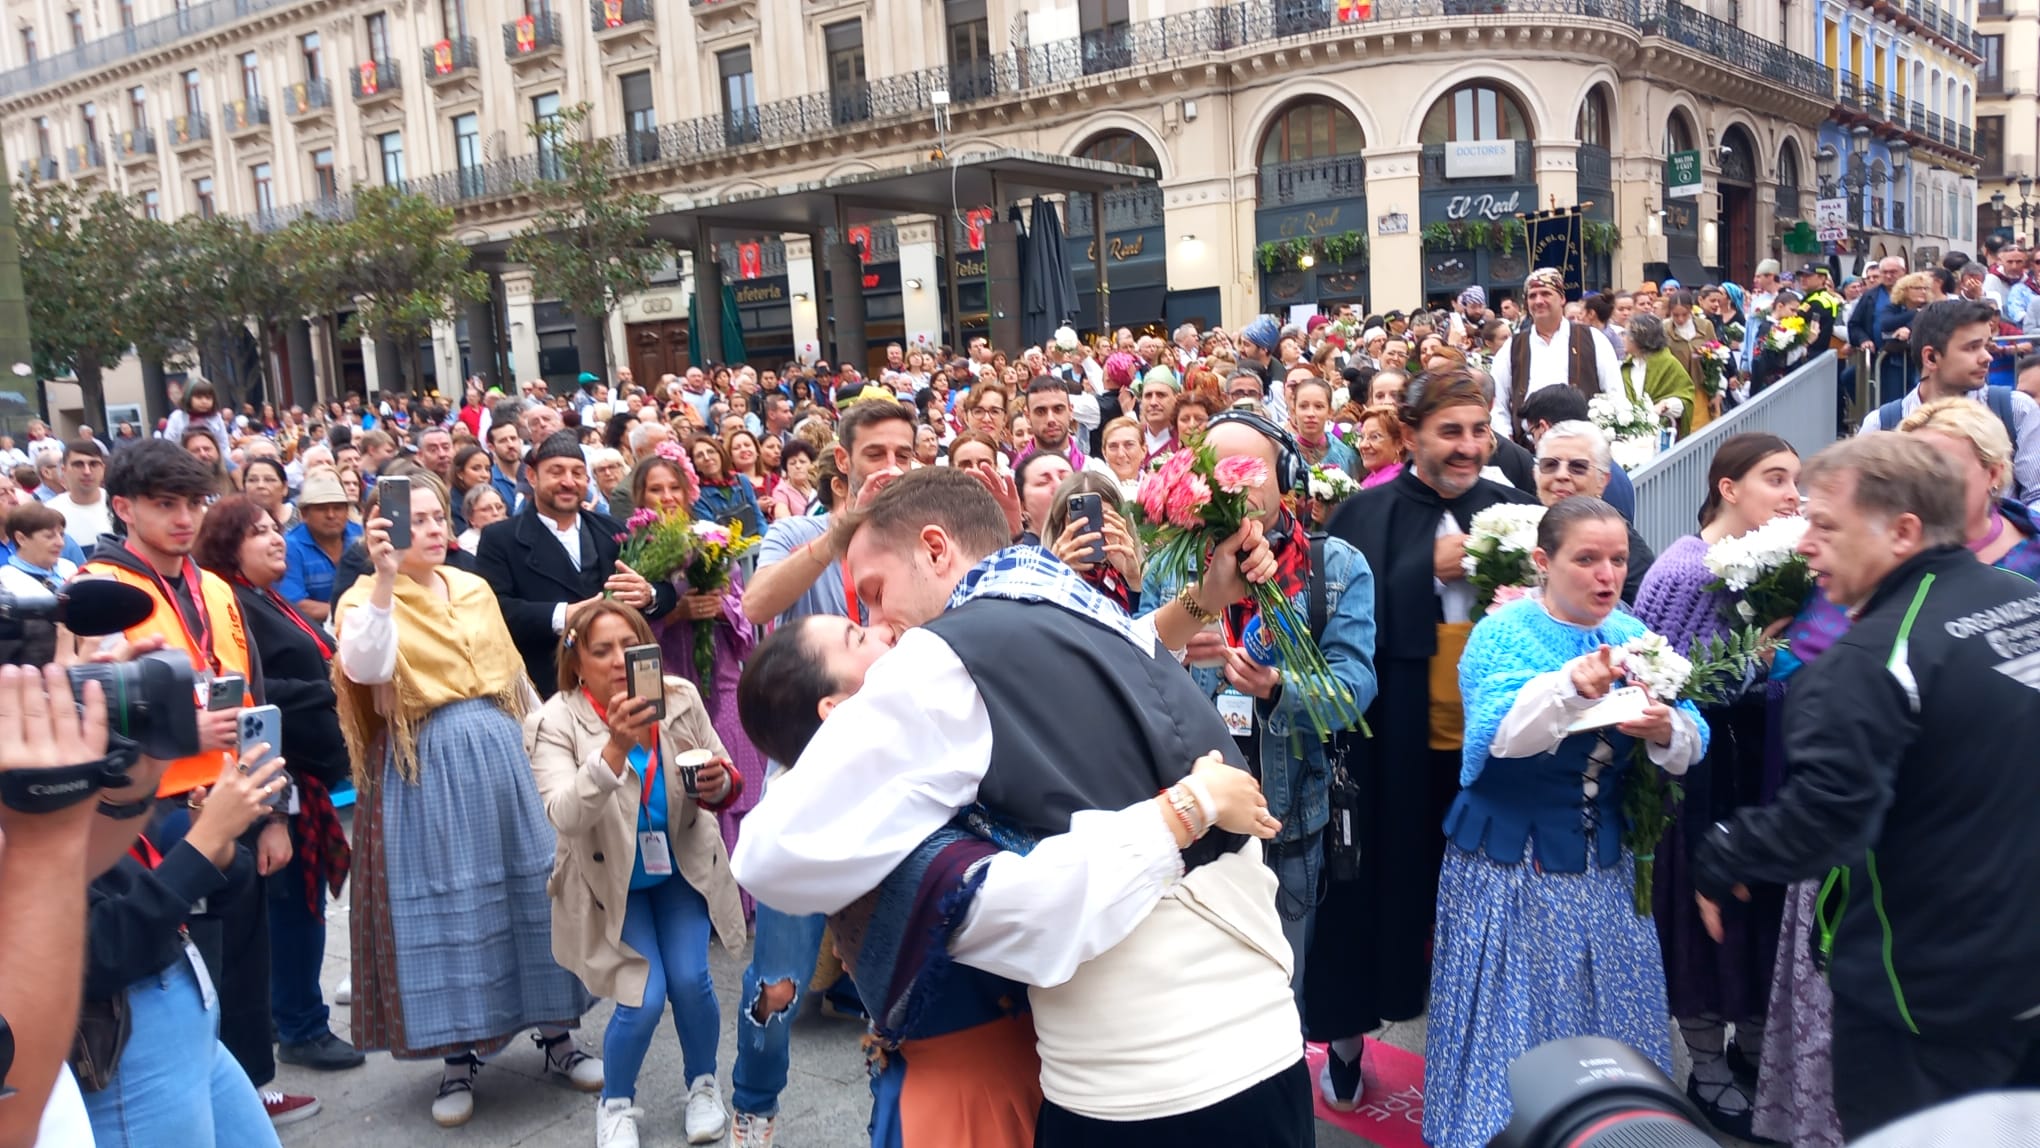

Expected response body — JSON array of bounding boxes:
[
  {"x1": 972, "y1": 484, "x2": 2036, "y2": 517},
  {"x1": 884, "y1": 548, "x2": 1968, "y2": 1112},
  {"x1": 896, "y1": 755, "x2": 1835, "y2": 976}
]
[
  {"x1": 1490, "y1": 1036, "x2": 1720, "y2": 1148},
  {"x1": 66, "y1": 650, "x2": 200, "y2": 761}
]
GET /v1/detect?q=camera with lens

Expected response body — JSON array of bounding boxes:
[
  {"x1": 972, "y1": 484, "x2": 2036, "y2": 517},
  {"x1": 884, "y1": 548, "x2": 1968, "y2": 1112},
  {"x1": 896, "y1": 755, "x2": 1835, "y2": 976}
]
[
  {"x1": 1492, "y1": 1036, "x2": 1719, "y2": 1148},
  {"x1": 0, "y1": 580, "x2": 201, "y2": 761}
]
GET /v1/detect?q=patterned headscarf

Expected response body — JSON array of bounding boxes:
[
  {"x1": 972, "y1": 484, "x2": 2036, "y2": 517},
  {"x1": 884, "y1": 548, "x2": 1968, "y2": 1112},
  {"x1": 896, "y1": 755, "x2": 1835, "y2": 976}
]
[
  {"x1": 1525, "y1": 267, "x2": 1566, "y2": 295},
  {"x1": 1103, "y1": 351, "x2": 1140, "y2": 388},
  {"x1": 1458, "y1": 285, "x2": 1488, "y2": 309}
]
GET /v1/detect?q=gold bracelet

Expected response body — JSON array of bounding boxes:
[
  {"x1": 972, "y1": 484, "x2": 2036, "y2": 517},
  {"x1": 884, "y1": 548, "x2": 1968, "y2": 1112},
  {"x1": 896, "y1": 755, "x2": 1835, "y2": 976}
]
[{"x1": 1176, "y1": 582, "x2": 1221, "y2": 624}]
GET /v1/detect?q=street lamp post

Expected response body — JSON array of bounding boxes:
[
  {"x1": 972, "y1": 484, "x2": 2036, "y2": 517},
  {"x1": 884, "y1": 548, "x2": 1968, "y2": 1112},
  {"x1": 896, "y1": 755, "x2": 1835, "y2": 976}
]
[
  {"x1": 1816, "y1": 130, "x2": 1906, "y2": 271},
  {"x1": 1991, "y1": 173, "x2": 2037, "y2": 242}
]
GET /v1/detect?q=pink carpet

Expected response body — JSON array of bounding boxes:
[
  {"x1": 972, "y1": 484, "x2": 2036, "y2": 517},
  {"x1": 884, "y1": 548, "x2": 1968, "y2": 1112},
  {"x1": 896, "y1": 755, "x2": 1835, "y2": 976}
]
[{"x1": 1304, "y1": 1039, "x2": 1430, "y2": 1148}]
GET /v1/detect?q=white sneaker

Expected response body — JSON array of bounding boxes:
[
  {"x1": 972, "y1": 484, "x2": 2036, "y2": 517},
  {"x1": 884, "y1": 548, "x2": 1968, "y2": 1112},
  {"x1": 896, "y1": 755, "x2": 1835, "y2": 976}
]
[
  {"x1": 432, "y1": 1057, "x2": 479, "y2": 1128},
  {"x1": 731, "y1": 1111, "x2": 775, "y2": 1148},
  {"x1": 536, "y1": 1032, "x2": 605, "y2": 1092},
  {"x1": 334, "y1": 975, "x2": 351, "y2": 1005},
  {"x1": 596, "y1": 1097, "x2": 643, "y2": 1148},
  {"x1": 685, "y1": 1075, "x2": 729, "y2": 1144}
]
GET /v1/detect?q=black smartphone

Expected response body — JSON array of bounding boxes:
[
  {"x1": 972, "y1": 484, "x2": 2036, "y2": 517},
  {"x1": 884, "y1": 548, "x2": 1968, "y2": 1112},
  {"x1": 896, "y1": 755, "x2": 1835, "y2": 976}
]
[
  {"x1": 1067, "y1": 493, "x2": 1106, "y2": 563},
  {"x1": 380, "y1": 475, "x2": 412, "y2": 551},
  {"x1": 625, "y1": 644, "x2": 664, "y2": 721},
  {"x1": 207, "y1": 673, "x2": 244, "y2": 711}
]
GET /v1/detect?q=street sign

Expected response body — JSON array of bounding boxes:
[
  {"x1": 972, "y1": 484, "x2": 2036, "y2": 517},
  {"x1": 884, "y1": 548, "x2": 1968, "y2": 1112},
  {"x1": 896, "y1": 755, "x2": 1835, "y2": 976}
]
[{"x1": 1666, "y1": 150, "x2": 1702, "y2": 199}]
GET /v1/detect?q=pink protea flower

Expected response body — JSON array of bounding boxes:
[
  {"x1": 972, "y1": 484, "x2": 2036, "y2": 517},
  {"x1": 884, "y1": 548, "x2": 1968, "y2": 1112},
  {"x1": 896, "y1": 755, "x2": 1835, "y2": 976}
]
[
  {"x1": 625, "y1": 507, "x2": 660, "y2": 531},
  {"x1": 1212, "y1": 455, "x2": 1269, "y2": 494},
  {"x1": 1166, "y1": 474, "x2": 1211, "y2": 529}
]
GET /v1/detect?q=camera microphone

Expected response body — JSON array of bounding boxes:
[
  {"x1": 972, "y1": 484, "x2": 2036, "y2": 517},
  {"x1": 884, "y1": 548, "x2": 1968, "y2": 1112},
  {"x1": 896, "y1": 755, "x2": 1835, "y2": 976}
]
[{"x1": 0, "y1": 579, "x2": 156, "y2": 638}]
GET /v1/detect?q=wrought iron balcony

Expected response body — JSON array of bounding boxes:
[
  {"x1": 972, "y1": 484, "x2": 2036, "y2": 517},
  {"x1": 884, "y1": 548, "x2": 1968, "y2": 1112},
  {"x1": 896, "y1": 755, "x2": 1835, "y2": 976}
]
[
  {"x1": 1961, "y1": 125, "x2": 1974, "y2": 154},
  {"x1": 1065, "y1": 184, "x2": 1167, "y2": 235},
  {"x1": 1259, "y1": 155, "x2": 1366, "y2": 206},
  {"x1": 113, "y1": 127, "x2": 154, "y2": 161},
  {"x1": 1578, "y1": 143, "x2": 1612, "y2": 190},
  {"x1": 504, "y1": 11, "x2": 564, "y2": 60},
  {"x1": 165, "y1": 111, "x2": 210, "y2": 148},
  {"x1": 424, "y1": 37, "x2": 479, "y2": 82},
  {"x1": 280, "y1": 79, "x2": 330, "y2": 117},
  {"x1": 352, "y1": 58, "x2": 399, "y2": 101},
  {"x1": 0, "y1": 0, "x2": 303, "y2": 100},
  {"x1": 1838, "y1": 69, "x2": 1861, "y2": 109},
  {"x1": 65, "y1": 142, "x2": 102, "y2": 174},
  {"x1": 1862, "y1": 80, "x2": 1885, "y2": 119},
  {"x1": 21, "y1": 156, "x2": 57, "y2": 181},
  {"x1": 1910, "y1": 100, "x2": 1928, "y2": 134},
  {"x1": 252, "y1": 195, "x2": 353, "y2": 234},
  {"x1": 1638, "y1": 1, "x2": 1829, "y2": 96},
  {"x1": 1906, "y1": 0, "x2": 1923, "y2": 20},
  {"x1": 590, "y1": 0, "x2": 653, "y2": 33},
  {"x1": 1777, "y1": 183, "x2": 1802, "y2": 218},
  {"x1": 221, "y1": 96, "x2": 268, "y2": 134}
]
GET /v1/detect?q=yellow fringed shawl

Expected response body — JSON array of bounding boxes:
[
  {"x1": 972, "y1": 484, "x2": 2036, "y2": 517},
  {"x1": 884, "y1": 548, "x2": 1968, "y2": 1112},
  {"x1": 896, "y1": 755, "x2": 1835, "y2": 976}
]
[{"x1": 331, "y1": 565, "x2": 533, "y2": 790}]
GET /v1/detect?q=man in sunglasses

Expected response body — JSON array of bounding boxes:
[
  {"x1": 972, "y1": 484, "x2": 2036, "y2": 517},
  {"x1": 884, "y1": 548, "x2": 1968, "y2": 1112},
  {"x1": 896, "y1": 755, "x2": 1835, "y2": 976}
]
[{"x1": 1533, "y1": 419, "x2": 1655, "y2": 602}]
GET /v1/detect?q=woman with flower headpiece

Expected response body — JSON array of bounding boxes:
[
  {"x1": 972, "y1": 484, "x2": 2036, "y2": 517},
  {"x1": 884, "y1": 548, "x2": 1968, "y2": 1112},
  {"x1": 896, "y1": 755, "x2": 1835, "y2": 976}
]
[{"x1": 630, "y1": 446, "x2": 768, "y2": 875}]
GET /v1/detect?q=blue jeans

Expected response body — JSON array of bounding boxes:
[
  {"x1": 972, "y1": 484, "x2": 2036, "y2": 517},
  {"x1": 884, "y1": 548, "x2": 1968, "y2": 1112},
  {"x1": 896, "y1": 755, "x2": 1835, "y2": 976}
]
[
  {"x1": 602, "y1": 876, "x2": 719, "y2": 1102},
  {"x1": 82, "y1": 958, "x2": 281, "y2": 1148},
  {"x1": 730, "y1": 903, "x2": 827, "y2": 1118},
  {"x1": 267, "y1": 852, "x2": 331, "y2": 1045},
  {"x1": 1267, "y1": 835, "x2": 1322, "y2": 1015}
]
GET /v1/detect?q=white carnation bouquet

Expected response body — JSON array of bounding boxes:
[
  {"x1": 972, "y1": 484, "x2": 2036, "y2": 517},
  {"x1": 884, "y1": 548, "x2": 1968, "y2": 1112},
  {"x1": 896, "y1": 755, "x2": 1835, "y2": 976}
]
[
  {"x1": 1589, "y1": 389, "x2": 1661, "y2": 469},
  {"x1": 1053, "y1": 325, "x2": 1080, "y2": 353},
  {"x1": 1305, "y1": 463, "x2": 1359, "y2": 505},
  {"x1": 1702, "y1": 515, "x2": 1814, "y2": 626},
  {"x1": 1461, "y1": 503, "x2": 1547, "y2": 615}
]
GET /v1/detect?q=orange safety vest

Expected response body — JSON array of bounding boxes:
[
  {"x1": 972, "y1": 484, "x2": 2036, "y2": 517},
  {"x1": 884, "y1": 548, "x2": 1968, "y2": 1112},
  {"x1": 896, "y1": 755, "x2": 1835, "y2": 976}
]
[{"x1": 83, "y1": 558, "x2": 252, "y2": 797}]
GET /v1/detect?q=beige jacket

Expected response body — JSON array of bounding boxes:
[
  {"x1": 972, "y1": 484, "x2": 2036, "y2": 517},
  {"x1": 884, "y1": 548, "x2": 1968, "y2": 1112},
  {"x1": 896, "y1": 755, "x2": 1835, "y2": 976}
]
[{"x1": 525, "y1": 676, "x2": 748, "y2": 1007}]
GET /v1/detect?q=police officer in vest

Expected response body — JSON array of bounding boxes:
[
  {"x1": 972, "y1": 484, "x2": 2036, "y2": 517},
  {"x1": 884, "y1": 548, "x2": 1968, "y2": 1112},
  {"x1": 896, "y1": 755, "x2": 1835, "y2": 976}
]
[{"x1": 1491, "y1": 267, "x2": 1623, "y2": 443}]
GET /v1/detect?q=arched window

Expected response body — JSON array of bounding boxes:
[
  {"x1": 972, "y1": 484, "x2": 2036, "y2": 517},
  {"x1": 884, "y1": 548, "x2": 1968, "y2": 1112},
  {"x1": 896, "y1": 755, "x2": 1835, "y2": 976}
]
[
  {"x1": 1076, "y1": 131, "x2": 1160, "y2": 178},
  {"x1": 1779, "y1": 139, "x2": 1802, "y2": 189},
  {"x1": 1720, "y1": 125, "x2": 1757, "y2": 184},
  {"x1": 1576, "y1": 85, "x2": 1612, "y2": 148},
  {"x1": 1664, "y1": 109, "x2": 1696, "y2": 155},
  {"x1": 1420, "y1": 82, "x2": 1531, "y2": 144},
  {"x1": 1257, "y1": 98, "x2": 1365, "y2": 166}
]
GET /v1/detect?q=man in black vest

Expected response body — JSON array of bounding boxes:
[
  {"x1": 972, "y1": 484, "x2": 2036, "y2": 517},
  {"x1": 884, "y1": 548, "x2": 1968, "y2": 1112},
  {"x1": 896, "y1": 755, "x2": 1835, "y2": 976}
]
[
  {"x1": 1491, "y1": 267, "x2": 1622, "y2": 442},
  {"x1": 732, "y1": 467, "x2": 1313, "y2": 1143},
  {"x1": 474, "y1": 430, "x2": 675, "y2": 693},
  {"x1": 1315, "y1": 369, "x2": 1537, "y2": 1096}
]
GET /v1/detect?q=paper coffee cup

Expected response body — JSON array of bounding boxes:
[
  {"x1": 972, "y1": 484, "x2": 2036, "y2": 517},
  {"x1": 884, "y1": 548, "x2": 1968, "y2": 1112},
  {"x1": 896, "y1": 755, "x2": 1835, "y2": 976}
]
[{"x1": 674, "y1": 748, "x2": 713, "y2": 795}]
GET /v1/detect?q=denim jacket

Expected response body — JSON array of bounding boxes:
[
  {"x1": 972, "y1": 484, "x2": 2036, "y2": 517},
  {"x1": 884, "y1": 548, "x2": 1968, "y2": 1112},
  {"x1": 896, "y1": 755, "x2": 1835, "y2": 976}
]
[{"x1": 1139, "y1": 534, "x2": 1379, "y2": 843}]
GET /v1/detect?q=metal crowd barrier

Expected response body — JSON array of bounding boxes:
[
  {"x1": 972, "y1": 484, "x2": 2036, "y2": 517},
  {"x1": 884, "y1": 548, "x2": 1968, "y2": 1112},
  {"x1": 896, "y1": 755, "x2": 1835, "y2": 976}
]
[{"x1": 1627, "y1": 350, "x2": 1839, "y2": 554}]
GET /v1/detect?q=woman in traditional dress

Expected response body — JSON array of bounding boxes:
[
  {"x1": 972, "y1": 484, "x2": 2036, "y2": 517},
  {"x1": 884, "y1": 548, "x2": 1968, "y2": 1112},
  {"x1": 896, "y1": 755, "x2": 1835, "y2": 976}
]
[
  {"x1": 528, "y1": 601, "x2": 748, "y2": 1148},
  {"x1": 1622, "y1": 313, "x2": 1699, "y2": 440},
  {"x1": 1425, "y1": 495, "x2": 1707, "y2": 1148},
  {"x1": 332, "y1": 470, "x2": 602, "y2": 1128},
  {"x1": 1630, "y1": 432, "x2": 1801, "y2": 1139},
  {"x1": 632, "y1": 453, "x2": 768, "y2": 874}
]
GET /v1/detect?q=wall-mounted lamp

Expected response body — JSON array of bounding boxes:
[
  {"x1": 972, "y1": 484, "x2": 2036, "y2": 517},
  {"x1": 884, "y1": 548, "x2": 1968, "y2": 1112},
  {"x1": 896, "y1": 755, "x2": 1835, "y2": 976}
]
[
  {"x1": 905, "y1": 278, "x2": 923, "y2": 290},
  {"x1": 792, "y1": 292, "x2": 809, "y2": 303},
  {"x1": 1298, "y1": 253, "x2": 1316, "y2": 269}
]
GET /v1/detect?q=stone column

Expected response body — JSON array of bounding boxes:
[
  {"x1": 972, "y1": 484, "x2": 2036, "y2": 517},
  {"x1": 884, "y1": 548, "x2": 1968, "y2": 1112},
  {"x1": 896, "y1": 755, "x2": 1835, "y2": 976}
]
[
  {"x1": 983, "y1": 223, "x2": 1020, "y2": 355},
  {"x1": 284, "y1": 320, "x2": 316, "y2": 411},
  {"x1": 896, "y1": 215, "x2": 942, "y2": 353},
  {"x1": 1364, "y1": 147, "x2": 1425, "y2": 314},
  {"x1": 785, "y1": 236, "x2": 821, "y2": 363},
  {"x1": 462, "y1": 289, "x2": 499, "y2": 389},
  {"x1": 827, "y1": 241, "x2": 867, "y2": 369},
  {"x1": 373, "y1": 336, "x2": 404, "y2": 398},
  {"x1": 501, "y1": 268, "x2": 539, "y2": 387},
  {"x1": 695, "y1": 236, "x2": 725, "y2": 366},
  {"x1": 430, "y1": 319, "x2": 460, "y2": 392}
]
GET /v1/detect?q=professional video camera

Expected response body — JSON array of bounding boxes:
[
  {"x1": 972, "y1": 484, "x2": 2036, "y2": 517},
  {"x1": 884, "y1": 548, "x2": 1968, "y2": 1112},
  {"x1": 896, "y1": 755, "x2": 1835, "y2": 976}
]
[
  {"x1": 0, "y1": 580, "x2": 199, "y2": 760},
  {"x1": 1492, "y1": 1036, "x2": 1720, "y2": 1148}
]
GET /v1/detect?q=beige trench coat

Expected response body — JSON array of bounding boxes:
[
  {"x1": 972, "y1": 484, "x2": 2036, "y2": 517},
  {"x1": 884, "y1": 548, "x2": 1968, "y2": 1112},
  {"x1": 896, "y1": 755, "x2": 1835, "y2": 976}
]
[{"x1": 525, "y1": 676, "x2": 748, "y2": 1007}]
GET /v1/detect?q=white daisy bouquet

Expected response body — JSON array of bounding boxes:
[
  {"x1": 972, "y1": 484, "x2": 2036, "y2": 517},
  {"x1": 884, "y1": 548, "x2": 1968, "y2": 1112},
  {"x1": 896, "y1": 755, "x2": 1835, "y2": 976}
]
[
  {"x1": 1615, "y1": 626, "x2": 1781, "y2": 915},
  {"x1": 1461, "y1": 503, "x2": 1547, "y2": 615},
  {"x1": 1305, "y1": 463, "x2": 1359, "y2": 505},
  {"x1": 1589, "y1": 388, "x2": 1661, "y2": 469},
  {"x1": 1702, "y1": 515, "x2": 1814, "y2": 627}
]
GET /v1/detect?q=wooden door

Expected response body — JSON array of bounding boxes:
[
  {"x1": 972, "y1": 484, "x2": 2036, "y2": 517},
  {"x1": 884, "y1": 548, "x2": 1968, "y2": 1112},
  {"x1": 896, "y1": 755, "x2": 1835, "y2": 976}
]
[{"x1": 628, "y1": 320, "x2": 690, "y2": 382}]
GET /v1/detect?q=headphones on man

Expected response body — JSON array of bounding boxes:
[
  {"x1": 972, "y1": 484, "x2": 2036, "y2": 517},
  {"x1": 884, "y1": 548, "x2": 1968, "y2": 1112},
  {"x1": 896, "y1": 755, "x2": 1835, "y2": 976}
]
[{"x1": 1204, "y1": 406, "x2": 1307, "y2": 495}]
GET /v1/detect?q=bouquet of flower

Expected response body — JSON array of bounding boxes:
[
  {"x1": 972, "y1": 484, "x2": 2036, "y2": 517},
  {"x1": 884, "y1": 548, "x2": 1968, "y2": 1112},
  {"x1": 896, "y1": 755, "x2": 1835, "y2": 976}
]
[
  {"x1": 677, "y1": 520, "x2": 762, "y2": 695},
  {"x1": 1461, "y1": 504, "x2": 1547, "y2": 615},
  {"x1": 1136, "y1": 444, "x2": 1367, "y2": 740},
  {"x1": 1702, "y1": 515, "x2": 1814, "y2": 626},
  {"x1": 1722, "y1": 320, "x2": 1746, "y2": 346},
  {"x1": 1589, "y1": 389, "x2": 1662, "y2": 469},
  {"x1": 612, "y1": 507, "x2": 698, "y2": 585},
  {"x1": 1053, "y1": 325, "x2": 1080, "y2": 353},
  {"x1": 1694, "y1": 340, "x2": 1732, "y2": 398},
  {"x1": 1616, "y1": 626, "x2": 1782, "y2": 914},
  {"x1": 1304, "y1": 463, "x2": 1359, "y2": 506},
  {"x1": 1765, "y1": 315, "x2": 1810, "y2": 355}
]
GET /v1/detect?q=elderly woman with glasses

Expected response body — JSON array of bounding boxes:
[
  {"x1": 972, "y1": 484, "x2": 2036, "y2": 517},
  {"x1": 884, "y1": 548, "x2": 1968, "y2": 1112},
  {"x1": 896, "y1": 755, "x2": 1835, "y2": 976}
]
[{"x1": 1533, "y1": 421, "x2": 1655, "y2": 603}]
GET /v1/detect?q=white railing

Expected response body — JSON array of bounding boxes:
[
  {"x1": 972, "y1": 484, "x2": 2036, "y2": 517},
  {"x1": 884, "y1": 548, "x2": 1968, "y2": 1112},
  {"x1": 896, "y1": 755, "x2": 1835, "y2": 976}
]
[{"x1": 1628, "y1": 351, "x2": 1839, "y2": 554}]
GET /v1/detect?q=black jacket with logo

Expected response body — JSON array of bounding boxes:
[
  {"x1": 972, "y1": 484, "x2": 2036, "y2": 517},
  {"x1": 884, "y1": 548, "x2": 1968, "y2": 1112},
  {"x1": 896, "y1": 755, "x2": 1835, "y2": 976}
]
[{"x1": 1694, "y1": 547, "x2": 2040, "y2": 1038}]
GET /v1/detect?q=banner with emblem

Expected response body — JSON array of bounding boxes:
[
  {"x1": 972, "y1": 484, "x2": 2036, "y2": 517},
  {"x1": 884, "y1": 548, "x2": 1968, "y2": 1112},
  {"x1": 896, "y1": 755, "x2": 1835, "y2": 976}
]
[
  {"x1": 357, "y1": 60, "x2": 378, "y2": 96},
  {"x1": 513, "y1": 14, "x2": 537, "y2": 52},
  {"x1": 601, "y1": 0, "x2": 624, "y2": 26},
  {"x1": 432, "y1": 39, "x2": 454, "y2": 74},
  {"x1": 964, "y1": 207, "x2": 995, "y2": 251},
  {"x1": 1526, "y1": 208, "x2": 1585, "y2": 300},
  {"x1": 737, "y1": 242, "x2": 763, "y2": 280}
]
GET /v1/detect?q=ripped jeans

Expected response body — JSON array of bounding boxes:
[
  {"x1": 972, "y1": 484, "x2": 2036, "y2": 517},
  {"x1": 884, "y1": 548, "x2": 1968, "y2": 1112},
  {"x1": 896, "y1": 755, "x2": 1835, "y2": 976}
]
[{"x1": 730, "y1": 902, "x2": 827, "y2": 1118}]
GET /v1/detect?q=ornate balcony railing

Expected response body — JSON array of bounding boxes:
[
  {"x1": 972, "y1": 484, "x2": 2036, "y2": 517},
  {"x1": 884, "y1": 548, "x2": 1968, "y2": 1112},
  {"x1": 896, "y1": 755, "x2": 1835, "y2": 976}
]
[
  {"x1": 1579, "y1": 143, "x2": 1612, "y2": 189},
  {"x1": 423, "y1": 37, "x2": 479, "y2": 80},
  {"x1": 1258, "y1": 155, "x2": 1366, "y2": 206},
  {"x1": 220, "y1": 95, "x2": 268, "y2": 133},
  {"x1": 22, "y1": 155, "x2": 57, "y2": 181},
  {"x1": 1639, "y1": 0, "x2": 1829, "y2": 95},
  {"x1": 504, "y1": 11, "x2": 564, "y2": 59},
  {"x1": 280, "y1": 79, "x2": 329, "y2": 116},
  {"x1": 1838, "y1": 69, "x2": 1861, "y2": 109},
  {"x1": 590, "y1": 0, "x2": 653, "y2": 32},
  {"x1": 164, "y1": 111, "x2": 209, "y2": 146},
  {"x1": 0, "y1": 0, "x2": 303, "y2": 99},
  {"x1": 352, "y1": 58, "x2": 399, "y2": 100},
  {"x1": 251, "y1": 195, "x2": 352, "y2": 234},
  {"x1": 1066, "y1": 184, "x2": 1167, "y2": 235},
  {"x1": 1862, "y1": 80, "x2": 1885, "y2": 118},
  {"x1": 112, "y1": 126, "x2": 153, "y2": 159},
  {"x1": 65, "y1": 141, "x2": 102, "y2": 173}
]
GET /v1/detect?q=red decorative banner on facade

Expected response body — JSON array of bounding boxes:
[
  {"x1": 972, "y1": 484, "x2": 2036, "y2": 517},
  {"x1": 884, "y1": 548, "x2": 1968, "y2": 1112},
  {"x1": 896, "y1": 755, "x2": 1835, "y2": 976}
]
[
  {"x1": 1337, "y1": 0, "x2": 1371, "y2": 19},
  {"x1": 848, "y1": 225, "x2": 873, "y2": 263},
  {"x1": 965, "y1": 207, "x2": 994, "y2": 251},
  {"x1": 432, "y1": 39, "x2": 454, "y2": 74},
  {"x1": 737, "y1": 242, "x2": 763, "y2": 280},
  {"x1": 358, "y1": 60, "x2": 378, "y2": 95},
  {"x1": 514, "y1": 15, "x2": 537, "y2": 52},
  {"x1": 602, "y1": 0, "x2": 624, "y2": 26}
]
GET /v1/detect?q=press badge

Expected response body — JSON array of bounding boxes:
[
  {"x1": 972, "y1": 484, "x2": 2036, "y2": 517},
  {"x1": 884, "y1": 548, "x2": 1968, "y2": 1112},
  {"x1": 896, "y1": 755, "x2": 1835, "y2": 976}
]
[
  {"x1": 1216, "y1": 690, "x2": 1255, "y2": 738},
  {"x1": 638, "y1": 831, "x2": 674, "y2": 876}
]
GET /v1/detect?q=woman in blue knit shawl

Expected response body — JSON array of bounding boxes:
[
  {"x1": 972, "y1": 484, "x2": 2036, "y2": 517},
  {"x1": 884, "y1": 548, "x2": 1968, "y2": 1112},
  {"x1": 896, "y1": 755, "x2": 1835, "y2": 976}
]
[
  {"x1": 1630, "y1": 432, "x2": 1802, "y2": 1138},
  {"x1": 1424, "y1": 496, "x2": 1708, "y2": 1148}
]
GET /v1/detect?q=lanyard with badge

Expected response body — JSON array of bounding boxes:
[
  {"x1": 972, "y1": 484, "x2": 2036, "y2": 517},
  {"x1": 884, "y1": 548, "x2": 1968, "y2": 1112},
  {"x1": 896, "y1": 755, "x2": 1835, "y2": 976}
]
[
  {"x1": 127, "y1": 837, "x2": 218, "y2": 1010},
  {"x1": 1214, "y1": 605, "x2": 1256, "y2": 740},
  {"x1": 125, "y1": 543, "x2": 218, "y2": 674},
  {"x1": 586, "y1": 689, "x2": 675, "y2": 878}
]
